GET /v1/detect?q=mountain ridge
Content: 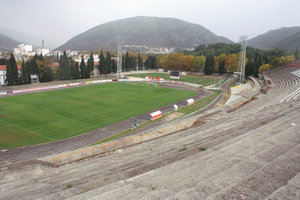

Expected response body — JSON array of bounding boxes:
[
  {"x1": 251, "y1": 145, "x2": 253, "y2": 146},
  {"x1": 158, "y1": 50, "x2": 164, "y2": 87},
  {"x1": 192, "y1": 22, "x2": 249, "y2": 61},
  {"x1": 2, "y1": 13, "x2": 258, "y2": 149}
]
[
  {"x1": 248, "y1": 26, "x2": 300, "y2": 50},
  {"x1": 0, "y1": 33, "x2": 19, "y2": 52},
  {"x1": 56, "y1": 16, "x2": 233, "y2": 51}
]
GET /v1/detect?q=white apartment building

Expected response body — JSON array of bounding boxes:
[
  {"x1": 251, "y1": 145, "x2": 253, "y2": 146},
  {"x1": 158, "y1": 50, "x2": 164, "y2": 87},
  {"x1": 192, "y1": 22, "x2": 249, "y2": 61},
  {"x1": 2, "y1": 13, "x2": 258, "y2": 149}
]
[
  {"x1": 74, "y1": 54, "x2": 100, "y2": 63},
  {"x1": 14, "y1": 44, "x2": 33, "y2": 56},
  {"x1": 36, "y1": 48, "x2": 50, "y2": 56}
]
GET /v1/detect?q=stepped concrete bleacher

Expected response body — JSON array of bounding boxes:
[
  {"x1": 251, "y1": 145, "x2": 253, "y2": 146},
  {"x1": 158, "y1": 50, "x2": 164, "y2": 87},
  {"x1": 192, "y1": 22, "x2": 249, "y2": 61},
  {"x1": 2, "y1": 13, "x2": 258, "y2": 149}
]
[
  {"x1": 281, "y1": 68, "x2": 300, "y2": 102},
  {"x1": 270, "y1": 68, "x2": 300, "y2": 102},
  {"x1": 0, "y1": 65, "x2": 300, "y2": 199},
  {"x1": 265, "y1": 64, "x2": 300, "y2": 102},
  {"x1": 1, "y1": 90, "x2": 298, "y2": 200},
  {"x1": 223, "y1": 77, "x2": 261, "y2": 112}
]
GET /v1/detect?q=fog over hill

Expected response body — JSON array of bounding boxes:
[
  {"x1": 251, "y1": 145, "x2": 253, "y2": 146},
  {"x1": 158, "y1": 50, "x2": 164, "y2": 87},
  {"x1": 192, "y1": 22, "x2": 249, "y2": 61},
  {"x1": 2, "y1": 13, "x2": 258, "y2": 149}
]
[
  {"x1": 0, "y1": 33, "x2": 19, "y2": 52},
  {"x1": 0, "y1": 27, "x2": 63, "y2": 50},
  {"x1": 57, "y1": 16, "x2": 233, "y2": 51},
  {"x1": 248, "y1": 27, "x2": 300, "y2": 50}
]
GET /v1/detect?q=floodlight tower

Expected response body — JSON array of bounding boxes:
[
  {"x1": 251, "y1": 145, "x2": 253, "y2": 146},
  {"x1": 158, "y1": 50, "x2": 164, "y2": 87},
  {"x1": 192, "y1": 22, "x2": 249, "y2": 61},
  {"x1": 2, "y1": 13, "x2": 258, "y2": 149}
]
[
  {"x1": 117, "y1": 38, "x2": 123, "y2": 78},
  {"x1": 238, "y1": 35, "x2": 247, "y2": 84}
]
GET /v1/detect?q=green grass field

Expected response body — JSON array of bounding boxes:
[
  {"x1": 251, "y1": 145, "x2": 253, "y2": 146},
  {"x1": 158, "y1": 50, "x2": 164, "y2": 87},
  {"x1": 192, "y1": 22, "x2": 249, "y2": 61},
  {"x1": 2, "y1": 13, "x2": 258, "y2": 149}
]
[
  {"x1": 0, "y1": 82, "x2": 197, "y2": 149},
  {"x1": 127, "y1": 73, "x2": 224, "y2": 86}
]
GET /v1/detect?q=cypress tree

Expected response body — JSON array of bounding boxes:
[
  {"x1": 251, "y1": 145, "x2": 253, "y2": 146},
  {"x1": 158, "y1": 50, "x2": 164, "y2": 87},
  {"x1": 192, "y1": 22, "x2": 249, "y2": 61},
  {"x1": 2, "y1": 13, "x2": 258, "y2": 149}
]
[
  {"x1": 20, "y1": 59, "x2": 27, "y2": 84},
  {"x1": 144, "y1": 55, "x2": 156, "y2": 69},
  {"x1": 89, "y1": 52, "x2": 94, "y2": 73},
  {"x1": 125, "y1": 52, "x2": 130, "y2": 71},
  {"x1": 144, "y1": 56, "x2": 150, "y2": 69},
  {"x1": 253, "y1": 53, "x2": 262, "y2": 77},
  {"x1": 6, "y1": 53, "x2": 18, "y2": 85},
  {"x1": 24, "y1": 60, "x2": 31, "y2": 84},
  {"x1": 245, "y1": 57, "x2": 254, "y2": 77},
  {"x1": 80, "y1": 56, "x2": 87, "y2": 79},
  {"x1": 38, "y1": 54, "x2": 44, "y2": 61},
  {"x1": 86, "y1": 59, "x2": 91, "y2": 78},
  {"x1": 122, "y1": 55, "x2": 125, "y2": 72},
  {"x1": 219, "y1": 59, "x2": 225, "y2": 75},
  {"x1": 204, "y1": 55, "x2": 214, "y2": 75},
  {"x1": 106, "y1": 52, "x2": 112, "y2": 74},
  {"x1": 295, "y1": 48, "x2": 299, "y2": 60},
  {"x1": 0, "y1": 58, "x2": 7, "y2": 65},
  {"x1": 11, "y1": 54, "x2": 18, "y2": 85},
  {"x1": 30, "y1": 54, "x2": 39, "y2": 75},
  {"x1": 40, "y1": 67, "x2": 53, "y2": 82},
  {"x1": 74, "y1": 62, "x2": 80, "y2": 79},
  {"x1": 151, "y1": 56, "x2": 156, "y2": 69},
  {"x1": 70, "y1": 58, "x2": 76, "y2": 79},
  {"x1": 57, "y1": 51, "x2": 72, "y2": 80},
  {"x1": 111, "y1": 59, "x2": 117, "y2": 73},
  {"x1": 131, "y1": 56, "x2": 137, "y2": 71},
  {"x1": 6, "y1": 61, "x2": 13, "y2": 86},
  {"x1": 99, "y1": 51, "x2": 105, "y2": 75},
  {"x1": 138, "y1": 53, "x2": 143, "y2": 70}
]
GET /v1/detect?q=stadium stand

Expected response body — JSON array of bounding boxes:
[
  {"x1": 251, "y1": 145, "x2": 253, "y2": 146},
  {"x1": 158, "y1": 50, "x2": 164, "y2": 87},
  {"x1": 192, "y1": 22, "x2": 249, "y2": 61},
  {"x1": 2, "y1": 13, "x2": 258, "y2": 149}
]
[
  {"x1": 223, "y1": 77, "x2": 261, "y2": 112},
  {"x1": 0, "y1": 64, "x2": 299, "y2": 199},
  {"x1": 266, "y1": 66, "x2": 300, "y2": 102}
]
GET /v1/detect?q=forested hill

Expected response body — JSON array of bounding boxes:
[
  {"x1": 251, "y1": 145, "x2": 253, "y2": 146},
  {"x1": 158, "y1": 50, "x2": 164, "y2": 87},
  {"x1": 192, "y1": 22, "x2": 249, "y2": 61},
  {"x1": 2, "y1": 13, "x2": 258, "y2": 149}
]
[
  {"x1": 56, "y1": 16, "x2": 233, "y2": 51},
  {"x1": 248, "y1": 27, "x2": 300, "y2": 50},
  {"x1": 0, "y1": 33, "x2": 19, "y2": 51}
]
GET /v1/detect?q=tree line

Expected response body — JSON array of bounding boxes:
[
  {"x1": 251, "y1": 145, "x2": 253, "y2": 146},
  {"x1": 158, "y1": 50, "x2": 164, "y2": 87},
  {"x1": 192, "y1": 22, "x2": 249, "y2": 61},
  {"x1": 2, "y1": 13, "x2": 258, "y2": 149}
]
[
  {"x1": 145, "y1": 43, "x2": 297, "y2": 77},
  {"x1": 5, "y1": 53, "x2": 54, "y2": 86},
  {"x1": 4, "y1": 50, "x2": 148, "y2": 86},
  {"x1": 3, "y1": 44, "x2": 298, "y2": 86}
]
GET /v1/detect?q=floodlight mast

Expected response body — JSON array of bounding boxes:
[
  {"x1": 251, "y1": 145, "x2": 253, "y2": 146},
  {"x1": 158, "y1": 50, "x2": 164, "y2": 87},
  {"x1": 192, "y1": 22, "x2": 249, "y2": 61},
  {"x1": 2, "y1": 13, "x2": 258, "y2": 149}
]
[
  {"x1": 117, "y1": 38, "x2": 122, "y2": 78},
  {"x1": 238, "y1": 35, "x2": 247, "y2": 83}
]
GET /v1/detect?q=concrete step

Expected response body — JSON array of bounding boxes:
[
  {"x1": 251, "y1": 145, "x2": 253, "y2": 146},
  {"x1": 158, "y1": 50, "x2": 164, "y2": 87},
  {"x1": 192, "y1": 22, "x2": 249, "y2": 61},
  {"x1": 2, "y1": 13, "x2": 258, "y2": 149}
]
[
  {"x1": 207, "y1": 143, "x2": 300, "y2": 200},
  {"x1": 90, "y1": 109, "x2": 300, "y2": 199},
  {"x1": 264, "y1": 173, "x2": 300, "y2": 200}
]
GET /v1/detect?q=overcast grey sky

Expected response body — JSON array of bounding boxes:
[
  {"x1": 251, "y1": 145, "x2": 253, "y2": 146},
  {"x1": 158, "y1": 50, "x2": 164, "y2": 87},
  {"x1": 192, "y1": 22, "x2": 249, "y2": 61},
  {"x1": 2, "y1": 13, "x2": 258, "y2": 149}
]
[{"x1": 0, "y1": 0, "x2": 299, "y2": 47}]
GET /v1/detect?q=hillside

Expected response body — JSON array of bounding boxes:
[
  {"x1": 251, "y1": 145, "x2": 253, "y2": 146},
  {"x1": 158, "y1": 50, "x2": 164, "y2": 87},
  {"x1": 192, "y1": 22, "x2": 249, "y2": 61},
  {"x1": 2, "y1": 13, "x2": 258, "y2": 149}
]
[
  {"x1": 0, "y1": 33, "x2": 19, "y2": 51},
  {"x1": 0, "y1": 28, "x2": 62, "y2": 50},
  {"x1": 248, "y1": 26, "x2": 300, "y2": 50},
  {"x1": 57, "y1": 16, "x2": 232, "y2": 51},
  {"x1": 273, "y1": 30, "x2": 300, "y2": 50}
]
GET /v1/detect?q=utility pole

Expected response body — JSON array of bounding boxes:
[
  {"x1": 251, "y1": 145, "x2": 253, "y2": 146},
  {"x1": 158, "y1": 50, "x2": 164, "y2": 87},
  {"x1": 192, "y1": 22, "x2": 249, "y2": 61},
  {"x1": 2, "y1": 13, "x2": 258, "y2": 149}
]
[
  {"x1": 238, "y1": 35, "x2": 247, "y2": 84},
  {"x1": 117, "y1": 38, "x2": 122, "y2": 78}
]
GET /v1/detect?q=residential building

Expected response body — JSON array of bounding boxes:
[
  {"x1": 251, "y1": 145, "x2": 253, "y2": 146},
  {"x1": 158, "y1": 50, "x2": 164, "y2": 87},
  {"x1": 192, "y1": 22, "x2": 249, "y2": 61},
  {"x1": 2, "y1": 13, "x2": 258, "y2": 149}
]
[
  {"x1": 0, "y1": 65, "x2": 39, "y2": 85},
  {"x1": 14, "y1": 44, "x2": 33, "y2": 56},
  {"x1": 0, "y1": 64, "x2": 22, "y2": 85},
  {"x1": 36, "y1": 48, "x2": 50, "y2": 56}
]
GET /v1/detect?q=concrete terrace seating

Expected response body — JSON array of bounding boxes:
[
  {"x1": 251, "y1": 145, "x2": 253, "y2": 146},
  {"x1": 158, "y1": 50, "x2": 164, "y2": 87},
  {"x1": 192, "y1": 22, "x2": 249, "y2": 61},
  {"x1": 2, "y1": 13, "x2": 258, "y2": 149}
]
[
  {"x1": 224, "y1": 77, "x2": 261, "y2": 112},
  {"x1": 230, "y1": 82, "x2": 253, "y2": 95},
  {"x1": 280, "y1": 68, "x2": 300, "y2": 102},
  {"x1": 265, "y1": 66, "x2": 300, "y2": 102},
  {"x1": 0, "y1": 66, "x2": 300, "y2": 199},
  {"x1": 1, "y1": 90, "x2": 299, "y2": 200},
  {"x1": 291, "y1": 68, "x2": 300, "y2": 78}
]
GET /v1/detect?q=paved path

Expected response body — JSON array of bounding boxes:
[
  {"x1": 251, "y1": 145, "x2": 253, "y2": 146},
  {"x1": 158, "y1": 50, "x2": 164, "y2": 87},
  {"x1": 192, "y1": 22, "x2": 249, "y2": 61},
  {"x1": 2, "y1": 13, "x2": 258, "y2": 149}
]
[{"x1": 0, "y1": 83, "x2": 211, "y2": 164}]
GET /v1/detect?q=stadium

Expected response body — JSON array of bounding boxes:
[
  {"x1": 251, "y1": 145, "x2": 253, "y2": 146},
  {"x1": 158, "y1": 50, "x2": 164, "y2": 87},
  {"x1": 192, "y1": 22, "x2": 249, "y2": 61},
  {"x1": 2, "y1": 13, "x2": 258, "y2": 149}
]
[{"x1": 0, "y1": 59, "x2": 299, "y2": 199}]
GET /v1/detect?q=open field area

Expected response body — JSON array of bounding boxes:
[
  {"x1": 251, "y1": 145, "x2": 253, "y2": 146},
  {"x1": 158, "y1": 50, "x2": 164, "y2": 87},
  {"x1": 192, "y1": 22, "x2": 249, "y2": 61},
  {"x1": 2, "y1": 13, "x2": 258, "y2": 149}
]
[
  {"x1": 0, "y1": 82, "x2": 197, "y2": 149},
  {"x1": 127, "y1": 73, "x2": 224, "y2": 86}
]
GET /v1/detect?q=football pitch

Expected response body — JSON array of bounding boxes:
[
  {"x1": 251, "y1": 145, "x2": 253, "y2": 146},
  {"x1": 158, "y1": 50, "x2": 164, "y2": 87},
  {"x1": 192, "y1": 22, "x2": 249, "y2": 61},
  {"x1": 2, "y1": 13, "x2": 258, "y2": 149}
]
[{"x1": 0, "y1": 82, "x2": 197, "y2": 149}]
